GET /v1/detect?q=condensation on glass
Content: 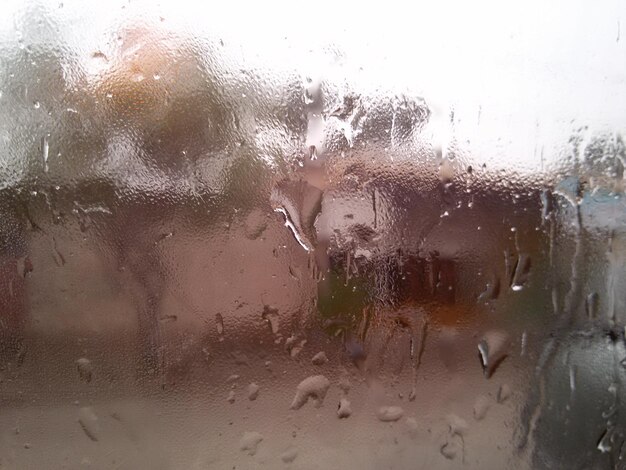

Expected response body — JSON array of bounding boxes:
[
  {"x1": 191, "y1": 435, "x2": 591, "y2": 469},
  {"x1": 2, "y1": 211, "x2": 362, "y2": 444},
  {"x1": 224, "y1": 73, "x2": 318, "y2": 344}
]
[{"x1": 0, "y1": 1, "x2": 625, "y2": 469}]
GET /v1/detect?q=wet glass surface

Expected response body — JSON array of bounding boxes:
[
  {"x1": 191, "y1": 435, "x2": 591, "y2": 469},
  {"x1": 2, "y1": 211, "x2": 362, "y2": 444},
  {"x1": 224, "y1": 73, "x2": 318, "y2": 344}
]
[{"x1": 1, "y1": 1, "x2": 626, "y2": 468}]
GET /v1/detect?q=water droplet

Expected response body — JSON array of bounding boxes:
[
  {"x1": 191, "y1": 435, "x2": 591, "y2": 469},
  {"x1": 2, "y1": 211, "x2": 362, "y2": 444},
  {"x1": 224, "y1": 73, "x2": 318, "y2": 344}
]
[
  {"x1": 159, "y1": 314, "x2": 177, "y2": 323},
  {"x1": 244, "y1": 209, "x2": 267, "y2": 240},
  {"x1": 477, "y1": 278, "x2": 500, "y2": 302},
  {"x1": 226, "y1": 374, "x2": 240, "y2": 383},
  {"x1": 262, "y1": 305, "x2": 279, "y2": 335},
  {"x1": 76, "y1": 358, "x2": 92, "y2": 383},
  {"x1": 153, "y1": 73, "x2": 161, "y2": 80},
  {"x1": 377, "y1": 406, "x2": 404, "y2": 422},
  {"x1": 239, "y1": 431, "x2": 263, "y2": 456},
  {"x1": 510, "y1": 254, "x2": 531, "y2": 291},
  {"x1": 304, "y1": 89, "x2": 314, "y2": 105},
  {"x1": 447, "y1": 414, "x2": 469, "y2": 436},
  {"x1": 274, "y1": 207, "x2": 311, "y2": 252},
  {"x1": 78, "y1": 407, "x2": 100, "y2": 442},
  {"x1": 33, "y1": 101, "x2": 40, "y2": 109},
  {"x1": 91, "y1": 51, "x2": 107, "y2": 62},
  {"x1": 405, "y1": 417, "x2": 418, "y2": 438},
  {"x1": 440, "y1": 438, "x2": 462, "y2": 460},
  {"x1": 280, "y1": 447, "x2": 298, "y2": 463},
  {"x1": 473, "y1": 395, "x2": 490, "y2": 421},
  {"x1": 215, "y1": 313, "x2": 224, "y2": 340},
  {"x1": 478, "y1": 330, "x2": 509, "y2": 378},
  {"x1": 597, "y1": 428, "x2": 612, "y2": 453},
  {"x1": 290, "y1": 375, "x2": 330, "y2": 410},
  {"x1": 337, "y1": 398, "x2": 352, "y2": 419},
  {"x1": 439, "y1": 158, "x2": 454, "y2": 183},
  {"x1": 227, "y1": 390, "x2": 236, "y2": 404},
  {"x1": 285, "y1": 336, "x2": 307, "y2": 359},
  {"x1": 311, "y1": 351, "x2": 328, "y2": 365},
  {"x1": 585, "y1": 292, "x2": 599, "y2": 319},
  {"x1": 41, "y1": 135, "x2": 49, "y2": 172},
  {"x1": 247, "y1": 383, "x2": 260, "y2": 401},
  {"x1": 497, "y1": 384, "x2": 512, "y2": 403}
]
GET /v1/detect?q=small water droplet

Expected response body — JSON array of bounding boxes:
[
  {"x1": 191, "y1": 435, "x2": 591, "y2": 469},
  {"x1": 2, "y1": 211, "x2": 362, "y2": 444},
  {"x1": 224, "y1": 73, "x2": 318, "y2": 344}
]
[
  {"x1": 497, "y1": 384, "x2": 512, "y2": 403},
  {"x1": 262, "y1": 305, "x2": 280, "y2": 335},
  {"x1": 91, "y1": 51, "x2": 108, "y2": 61},
  {"x1": 244, "y1": 209, "x2": 267, "y2": 240},
  {"x1": 405, "y1": 417, "x2": 418, "y2": 438},
  {"x1": 597, "y1": 428, "x2": 612, "y2": 453},
  {"x1": 159, "y1": 314, "x2": 177, "y2": 323},
  {"x1": 78, "y1": 407, "x2": 100, "y2": 442},
  {"x1": 440, "y1": 438, "x2": 462, "y2": 460},
  {"x1": 447, "y1": 414, "x2": 469, "y2": 436},
  {"x1": 76, "y1": 358, "x2": 92, "y2": 383},
  {"x1": 439, "y1": 158, "x2": 454, "y2": 183},
  {"x1": 586, "y1": 292, "x2": 599, "y2": 319},
  {"x1": 153, "y1": 73, "x2": 161, "y2": 80},
  {"x1": 337, "y1": 398, "x2": 352, "y2": 419},
  {"x1": 478, "y1": 330, "x2": 509, "y2": 378},
  {"x1": 290, "y1": 375, "x2": 330, "y2": 410},
  {"x1": 311, "y1": 351, "x2": 328, "y2": 365},
  {"x1": 215, "y1": 313, "x2": 224, "y2": 340},
  {"x1": 247, "y1": 383, "x2": 260, "y2": 401},
  {"x1": 510, "y1": 254, "x2": 531, "y2": 291},
  {"x1": 280, "y1": 447, "x2": 298, "y2": 463},
  {"x1": 227, "y1": 390, "x2": 236, "y2": 404},
  {"x1": 477, "y1": 278, "x2": 500, "y2": 302},
  {"x1": 41, "y1": 135, "x2": 49, "y2": 172},
  {"x1": 377, "y1": 406, "x2": 404, "y2": 422},
  {"x1": 33, "y1": 101, "x2": 40, "y2": 109},
  {"x1": 473, "y1": 395, "x2": 490, "y2": 421},
  {"x1": 285, "y1": 336, "x2": 307, "y2": 359},
  {"x1": 239, "y1": 431, "x2": 263, "y2": 456}
]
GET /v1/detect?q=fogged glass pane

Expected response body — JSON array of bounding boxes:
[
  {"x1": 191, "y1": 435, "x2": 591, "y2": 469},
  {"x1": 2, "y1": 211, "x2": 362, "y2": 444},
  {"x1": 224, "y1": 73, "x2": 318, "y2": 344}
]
[{"x1": 1, "y1": 1, "x2": 626, "y2": 468}]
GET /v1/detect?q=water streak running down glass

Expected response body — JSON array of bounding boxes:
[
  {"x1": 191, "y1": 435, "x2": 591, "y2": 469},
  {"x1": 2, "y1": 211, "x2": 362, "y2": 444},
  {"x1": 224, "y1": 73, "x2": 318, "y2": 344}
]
[{"x1": 0, "y1": 0, "x2": 626, "y2": 468}]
